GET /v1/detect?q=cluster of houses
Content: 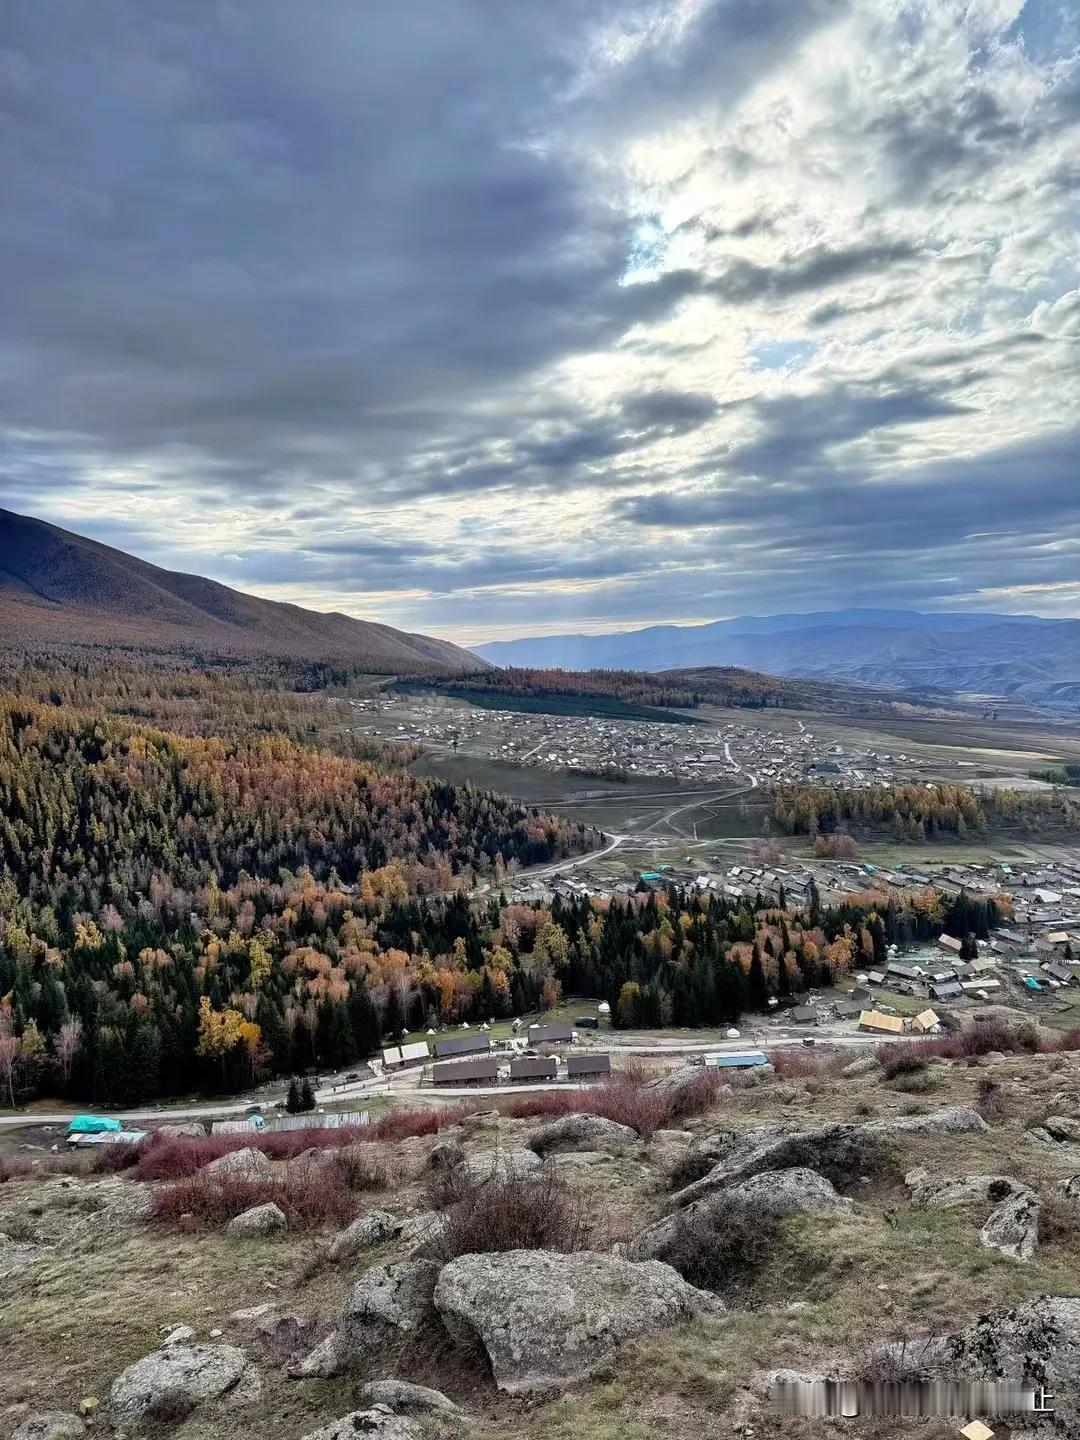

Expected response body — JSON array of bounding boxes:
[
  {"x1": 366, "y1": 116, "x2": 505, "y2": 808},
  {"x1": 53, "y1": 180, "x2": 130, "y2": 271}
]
[{"x1": 375, "y1": 1020, "x2": 613, "y2": 1088}]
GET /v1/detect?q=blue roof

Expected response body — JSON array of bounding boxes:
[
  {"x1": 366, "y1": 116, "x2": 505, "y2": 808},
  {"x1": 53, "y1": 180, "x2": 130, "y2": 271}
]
[{"x1": 705, "y1": 1050, "x2": 769, "y2": 1067}]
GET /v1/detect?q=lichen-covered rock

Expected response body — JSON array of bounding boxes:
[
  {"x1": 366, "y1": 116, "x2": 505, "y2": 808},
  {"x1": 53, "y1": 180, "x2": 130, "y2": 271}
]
[
  {"x1": 202, "y1": 1147, "x2": 271, "y2": 1181},
  {"x1": 630, "y1": 1168, "x2": 850, "y2": 1261},
  {"x1": 12, "y1": 1412, "x2": 86, "y2": 1440},
  {"x1": 301, "y1": 1407, "x2": 421, "y2": 1440},
  {"x1": 525, "y1": 1114, "x2": 638, "y2": 1157},
  {"x1": 360, "y1": 1379, "x2": 459, "y2": 1413},
  {"x1": 842, "y1": 1055, "x2": 883, "y2": 1078},
  {"x1": 294, "y1": 1260, "x2": 439, "y2": 1377},
  {"x1": 905, "y1": 1167, "x2": 1026, "y2": 1210},
  {"x1": 457, "y1": 1148, "x2": 542, "y2": 1184},
  {"x1": 980, "y1": 1190, "x2": 1040, "y2": 1261},
  {"x1": 1041, "y1": 1115, "x2": 1080, "y2": 1144},
  {"x1": 326, "y1": 1209, "x2": 403, "y2": 1262},
  {"x1": 670, "y1": 1124, "x2": 851, "y2": 1207},
  {"x1": 397, "y1": 1209, "x2": 450, "y2": 1257},
  {"x1": 434, "y1": 1248, "x2": 723, "y2": 1395},
  {"x1": 861, "y1": 1106, "x2": 988, "y2": 1138},
  {"x1": 946, "y1": 1297, "x2": 1080, "y2": 1429},
  {"x1": 225, "y1": 1202, "x2": 287, "y2": 1238},
  {"x1": 109, "y1": 1341, "x2": 259, "y2": 1422}
]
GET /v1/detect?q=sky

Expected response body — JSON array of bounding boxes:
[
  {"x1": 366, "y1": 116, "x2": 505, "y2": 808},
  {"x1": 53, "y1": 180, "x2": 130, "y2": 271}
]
[{"x1": 1, "y1": 0, "x2": 1079, "y2": 645}]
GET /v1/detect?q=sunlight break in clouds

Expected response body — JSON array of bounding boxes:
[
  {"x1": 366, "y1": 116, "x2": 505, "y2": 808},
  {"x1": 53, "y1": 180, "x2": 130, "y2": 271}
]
[{"x1": 0, "y1": 0, "x2": 1078, "y2": 639}]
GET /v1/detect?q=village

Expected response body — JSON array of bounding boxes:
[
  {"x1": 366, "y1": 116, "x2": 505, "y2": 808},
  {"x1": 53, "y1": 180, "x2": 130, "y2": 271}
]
[{"x1": 343, "y1": 689, "x2": 990, "y2": 790}]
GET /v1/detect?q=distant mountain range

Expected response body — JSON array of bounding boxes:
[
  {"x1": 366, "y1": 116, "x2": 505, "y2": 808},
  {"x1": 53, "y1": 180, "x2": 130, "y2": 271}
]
[
  {"x1": 0, "y1": 508, "x2": 482, "y2": 674},
  {"x1": 473, "y1": 609, "x2": 1080, "y2": 709}
]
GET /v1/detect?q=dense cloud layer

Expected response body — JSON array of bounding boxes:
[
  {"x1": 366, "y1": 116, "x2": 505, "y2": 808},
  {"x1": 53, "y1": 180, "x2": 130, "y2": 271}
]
[{"x1": 1, "y1": 0, "x2": 1078, "y2": 639}]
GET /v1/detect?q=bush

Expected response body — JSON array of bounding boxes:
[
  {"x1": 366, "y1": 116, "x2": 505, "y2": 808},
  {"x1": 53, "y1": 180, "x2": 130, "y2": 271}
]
[
  {"x1": 875, "y1": 1020, "x2": 1080, "y2": 1078},
  {"x1": 150, "y1": 1153, "x2": 366, "y2": 1231},
  {"x1": 503, "y1": 1065, "x2": 724, "y2": 1138},
  {"x1": 132, "y1": 1103, "x2": 474, "y2": 1181},
  {"x1": 651, "y1": 1191, "x2": 780, "y2": 1302},
  {"x1": 426, "y1": 1165, "x2": 592, "y2": 1260},
  {"x1": 1037, "y1": 1192, "x2": 1080, "y2": 1244}
]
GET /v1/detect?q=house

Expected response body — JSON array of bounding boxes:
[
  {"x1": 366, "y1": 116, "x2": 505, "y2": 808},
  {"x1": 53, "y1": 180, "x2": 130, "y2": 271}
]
[
  {"x1": 910, "y1": 1009, "x2": 941, "y2": 1033},
  {"x1": 528, "y1": 1022, "x2": 573, "y2": 1046},
  {"x1": 867, "y1": 971, "x2": 886, "y2": 985},
  {"x1": 887, "y1": 963, "x2": 924, "y2": 983},
  {"x1": 859, "y1": 1010, "x2": 904, "y2": 1034},
  {"x1": 566, "y1": 1053, "x2": 611, "y2": 1079},
  {"x1": 432, "y1": 1056, "x2": 499, "y2": 1085},
  {"x1": 703, "y1": 1050, "x2": 769, "y2": 1068},
  {"x1": 936, "y1": 934, "x2": 963, "y2": 955},
  {"x1": 833, "y1": 999, "x2": 863, "y2": 1020},
  {"x1": 382, "y1": 1040, "x2": 430, "y2": 1069},
  {"x1": 1045, "y1": 931, "x2": 1070, "y2": 946},
  {"x1": 434, "y1": 1033, "x2": 490, "y2": 1060},
  {"x1": 930, "y1": 978, "x2": 963, "y2": 1001},
  {"x1": 850, "y1": 987, "x2": 872, "y2": 1004},
  {"x1": 510, "y1": 1055, "x2": 557, "y2": 1082},
  {"x1": 1043, "y1": 962, "x2": 1075, "y2": 986},
  {"x1": 791, "y1": 1004, "x2": 819, "y2": 1024},
  {"x1": 575, "y1": 1016, "x2": 600, "y2": 1030}
]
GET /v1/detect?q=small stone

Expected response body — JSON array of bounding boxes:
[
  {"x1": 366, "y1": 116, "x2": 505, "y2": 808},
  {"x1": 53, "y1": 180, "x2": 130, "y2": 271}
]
[{"x1": 163, "y1": 1325, "x2": 195, "y2": 1346}]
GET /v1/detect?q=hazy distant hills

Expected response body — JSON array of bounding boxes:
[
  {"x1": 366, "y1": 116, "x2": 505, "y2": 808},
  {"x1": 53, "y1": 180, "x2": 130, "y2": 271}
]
[
  {"x1": 0, "y1": 508, "x2": 482, "y2": 674},
  {"x1": 474, "y1": 609, "x2": 1080, "y2": 709}
]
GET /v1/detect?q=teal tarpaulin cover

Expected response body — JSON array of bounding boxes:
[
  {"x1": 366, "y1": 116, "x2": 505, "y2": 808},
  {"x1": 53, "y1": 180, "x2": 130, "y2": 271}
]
[{"x1": 67, "y1": 1115, "x2": 123, "y2": 1134}]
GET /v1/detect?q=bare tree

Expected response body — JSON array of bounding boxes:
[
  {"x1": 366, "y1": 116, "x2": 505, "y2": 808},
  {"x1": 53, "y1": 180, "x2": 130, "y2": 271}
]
[{"x1": 56, "y1": 1017, "x2": 83, "y2": 1088}]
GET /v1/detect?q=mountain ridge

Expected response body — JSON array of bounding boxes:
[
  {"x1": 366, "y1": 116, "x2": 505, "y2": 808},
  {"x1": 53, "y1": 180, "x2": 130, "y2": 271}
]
[
  {"x1": 0, "y1": 507, "x2": 483, "y2": 674},
  {"x1": 473, "y1": 609, "x2": 1080, "y2": 709}
]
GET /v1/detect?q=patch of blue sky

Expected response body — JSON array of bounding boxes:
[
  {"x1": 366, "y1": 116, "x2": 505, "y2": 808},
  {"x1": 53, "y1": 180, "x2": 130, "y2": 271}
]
[{"x1": 748, "y1": 339, "x2": 816, "y2": 371}]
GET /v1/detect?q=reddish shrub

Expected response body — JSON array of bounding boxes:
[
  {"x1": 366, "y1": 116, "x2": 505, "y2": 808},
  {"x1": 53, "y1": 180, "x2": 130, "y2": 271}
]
[
  {"x1": 876, "y1": 1020, "x2": 1080, "y2": 1079},
  {"x1": 427, "y1": 1165, "x2": 592, "y2": 1260},
  {"x1": 150, "y1": 1153, "x2": 366, "y2": 1231},
  {"x1": 502, "y1": 1064, "x2": 724, "y2": 1138},
  {"x1": 132, "y1": 1104, "x2": 473, "y2": 1182}
]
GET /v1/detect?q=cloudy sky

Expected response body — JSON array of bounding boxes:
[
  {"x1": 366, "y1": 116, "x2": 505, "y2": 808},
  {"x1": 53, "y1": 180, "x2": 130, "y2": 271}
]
[{"x1": 1, "y1": 0, "x2": 1078, "y2": 643}]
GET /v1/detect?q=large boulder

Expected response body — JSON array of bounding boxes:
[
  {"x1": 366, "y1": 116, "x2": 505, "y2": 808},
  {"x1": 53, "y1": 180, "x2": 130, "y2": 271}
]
[
  {"x1": 360, "y1": 1379, "x2": 459, "y2": 1414},
  {"x1": 225, "y1": 1202, "x2": 287, "y2": 1238},
  {"x1": 669, "y1": 1124, "x2": 852, "y2": 1207},
  {"x1": 945, "y1": 1297, "x2": 1080, "y2": 1429},
  {"x1": 457, "y1": 1148, "x2": 542, "y2": 1185},
  {"x1": 326, "y1": 1209, "x2": 403, "y2": 1262},
  {"x1": 109, "y1": 1341, "x2": 259, "y2": 1423},
  {"x1": 293, "y1": 1261, "x2": 439, "y2": 1378},
  {"x1": 202, "y1": 1147, "x2": 271, "y2": 1182},
  {"x1": 434, "y1": 1249, "x2": 723, "y2": 1395},
  {"x1": 980, "y1": 1190, "x2": 1040, "y2": 1262},
  {"x1": 629, "y1": 1168, "x2": 850, "y2": 1262},
  {"x1": 905, "y1": 1167, "x2": 1026, "y2": 1210},
  {"x1": 861, "y1": 1106, "x2": 988, "y2": 1138},
  {"x1": 842, "y1": 1055, "x2": 883, "y2": 1079},
  {"x1": 12, "y1": 1414, "x2": 85, "y2": 1440},
  {"x1": 1041, "y1": 1116, "x2": 1080, "y2": 1144},
  {"x1": 301, "y1": 1407, "x2": 420, "y2": 1440},
  {"x1": 525, "y1": 1114, "x2": 638, "y2": 1157}
]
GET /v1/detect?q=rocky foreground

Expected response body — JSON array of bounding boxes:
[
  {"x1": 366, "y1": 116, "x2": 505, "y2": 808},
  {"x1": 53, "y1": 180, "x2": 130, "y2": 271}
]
[{"x1": 4, "y1": 1046, "x2": 1080, "y2": 1439}]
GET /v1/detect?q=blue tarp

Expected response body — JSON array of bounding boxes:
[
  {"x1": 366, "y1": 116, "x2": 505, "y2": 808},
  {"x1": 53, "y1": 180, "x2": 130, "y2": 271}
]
[{"x1": 67, "y1": 1115, "x2": 123, "y2": 1134}]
